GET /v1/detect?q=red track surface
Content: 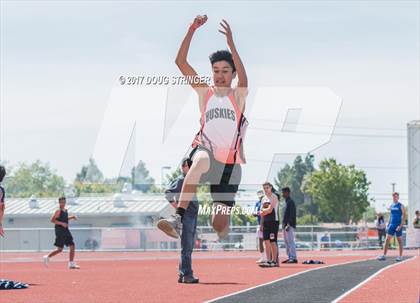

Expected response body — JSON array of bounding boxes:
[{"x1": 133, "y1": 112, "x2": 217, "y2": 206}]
[
  {"x1": 340, "y1": 255, "x2": 420, "y2": 303},
  {"x1": 0, "y1": 250, "x2": 418, "y2": 303}
]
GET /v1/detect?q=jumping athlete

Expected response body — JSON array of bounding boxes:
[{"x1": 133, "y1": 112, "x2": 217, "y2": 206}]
[
  {"x1": 158, "y1": 15, "x2": 248, "y2": 239},
  {"x1": 377, "y1": 192, "x2": 406, "y2": 262},
  {"x1": 43, "y1": 197, "x2": 80, "y2": 269}
]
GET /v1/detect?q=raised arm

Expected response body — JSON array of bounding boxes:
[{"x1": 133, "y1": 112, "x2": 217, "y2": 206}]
[
  {"x1": 219, "y1": 20, "x2": 248, "y2": 112},
  {"x1": 219, "y1": 20, "x2": 247, "y2": 88},
  {"x1": 175, "y1": 15, "x2": 209, "y2": 99}
]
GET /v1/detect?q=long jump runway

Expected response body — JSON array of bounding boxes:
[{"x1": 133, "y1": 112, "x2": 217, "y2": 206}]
[
  {"x1": 1, "y1": 251, "x2": 418, "y2": 303},
  {"x1": 207, "y1": 257, "x2": 413, "y2": 303}
]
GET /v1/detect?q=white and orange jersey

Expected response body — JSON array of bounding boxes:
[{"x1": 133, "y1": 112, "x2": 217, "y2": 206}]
[{"x1": 192, "y1": 86, "x2": 248, "y2": 164}]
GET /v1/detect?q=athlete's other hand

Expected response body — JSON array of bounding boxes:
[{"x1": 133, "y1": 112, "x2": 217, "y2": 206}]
[
  {"x1": 396, "y1": 225, "x2": 402, "y2": 231},
  {"x1": 219, "y1": 19, "x2": 233, "y2": 46},
  {"x1": 191, "y1": 15, "x2": 208, "y2": 30},
  {"x1": 61, "y1": 222, "x2": 68, "y2": 228},
  {"x1": 0, "y1": 226, "x2": 4, "y2": 237}
]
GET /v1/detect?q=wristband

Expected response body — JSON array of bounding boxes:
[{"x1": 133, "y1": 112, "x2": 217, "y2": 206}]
[{"x1": 189, "y1": 23, "x2": 198, "y2": 31}]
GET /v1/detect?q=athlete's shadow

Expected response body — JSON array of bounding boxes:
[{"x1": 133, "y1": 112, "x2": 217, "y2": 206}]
[{"x1": 199, "y1": 282, "x2": 245, "y2": 285}]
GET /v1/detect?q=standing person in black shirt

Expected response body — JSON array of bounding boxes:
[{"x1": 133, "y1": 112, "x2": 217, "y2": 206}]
[
  {"x1": 43, "y1": 197, "x2": 80, "y2": 269},
  {"x1": 281, "y1": 187, "x2": 297, "y2": 264}
]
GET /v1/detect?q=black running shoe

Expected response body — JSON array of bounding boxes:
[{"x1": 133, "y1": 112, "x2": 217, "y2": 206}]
[
  {"x1": 258, "y1": 261, "x2": 272, "y2": 268},
  {"x1": 180, "y1": 276, "x2": 199, "y2": 284}
]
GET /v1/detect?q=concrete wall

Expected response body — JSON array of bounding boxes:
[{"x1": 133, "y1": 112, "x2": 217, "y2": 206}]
[
  {"x1": 407, "y1": 121, "x2": 420, "y2": 247},
  {"x1": 0, "y1": 214, "x2": 179, "y2": 251}
]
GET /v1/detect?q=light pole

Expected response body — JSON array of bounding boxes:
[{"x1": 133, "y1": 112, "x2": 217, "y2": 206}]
[{"x1": 391, "y1": 182, "x2": 396, "y2": 193}]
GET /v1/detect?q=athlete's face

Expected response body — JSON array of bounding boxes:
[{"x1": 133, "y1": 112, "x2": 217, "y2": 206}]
[
  {"x1": 181, "y1": 163, "x2": 190, "y2": 175},
  {"x1": 59, "y1": 199, "x2": 66, "y2": 209},
  {"x1": 212, "y1": 61, "x2": 236, "y2": 87},
  {"x1": 392, "y1": 194, "x2": 399, "y2": 203},
  {"x1": 263, "y1": 185, "x2": 272, "y2": 195}
]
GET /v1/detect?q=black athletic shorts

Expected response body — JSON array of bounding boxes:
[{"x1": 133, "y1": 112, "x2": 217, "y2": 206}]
[
  {"x1": 189, "y1": 146, "x2": 242, "y2": 207},
  {"x1": 263, "y1": 221, "x2": 279, "y2": 242},
  {"x1": 54, "y1": 229, "x2": 75, "y2": 248}
]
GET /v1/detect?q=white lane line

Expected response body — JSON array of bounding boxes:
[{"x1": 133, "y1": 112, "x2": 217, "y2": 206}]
[
  {"x1": 331, "y1": 256, "x2": 417, "y2": 303},
  {"x1": 204, "y1": 258, "x2": 374, "y2": 303}
]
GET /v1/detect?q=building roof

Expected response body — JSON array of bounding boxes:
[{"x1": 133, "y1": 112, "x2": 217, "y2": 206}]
[
  {"x1": 4, "y1": 191, "x2": 262, "y2": 217},
  {"x1": 5, "y1": 195, "x2": 171, "y2": 217}
]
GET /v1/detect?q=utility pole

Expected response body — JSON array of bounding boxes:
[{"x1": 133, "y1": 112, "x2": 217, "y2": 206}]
[{"x1": 391, "y1": 182, "x2": 396, "y2": 193}]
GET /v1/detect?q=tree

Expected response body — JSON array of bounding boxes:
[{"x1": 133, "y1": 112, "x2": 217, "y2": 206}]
[
  {"x1": 4, "y1": 161, "x2": 65, "y2": 198},
  {"x1": 75, "y1": 158, "x2": 104, "y2": 183},
  {"x1": 305, "y1": 158, "x2": 371, "y2": 224},
  {"x1": 132, "y1": 160, "x2": 155, "y2": 192},
  {"x1": 362, "y1": 206, "x2": 377, "y2": 223},
  {"x1": 301, "y1": 174, "x2": 319, "y2": 224},
  {"x1": 74, "y1": 158, "x2": 123, "y2": 195},
  {"x1": 165, "y1": 168, "x2": 182, "y2": 185},
  {"x1": 73, "y1": 181, "x2": 122, "y2": 196},
  {"x1": 274, "y1": 155, "x2": 315, "y2": 216}
]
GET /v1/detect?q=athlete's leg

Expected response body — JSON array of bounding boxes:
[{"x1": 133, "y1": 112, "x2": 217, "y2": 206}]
[
  {"x1": 178, "y1": 150, "x2": 210, "y2": 210},
  {"x1": 396, "y1": 236, "x2": 403, "y2": 257},
  {"x1": 270, "y1": 241, "x2": 278, "y2": 263},
  {"x1": 158, "y1": 150, "x2": 209, "y2": 239},
  {"x1": 69, "y1": 244, "x2": 75, "y2": 262},
  {"x1": 264, "y1": 240, "x2": 271, "y2": 261},
  {"x1": 211, "y1": 203, "x2": 230, "y2": 233},
  {"x1": 47, "y1": 247, "x2": 63, "y2": 258},
  {"x1": 259, "y1": 237, "x2": 264, "y2": 253},
  {"x1": 383, "y1": 234, "x2": 392, "y2": 256},
  {"x1": 210, "y1": 165, "x2": 241, "y2": 235}
]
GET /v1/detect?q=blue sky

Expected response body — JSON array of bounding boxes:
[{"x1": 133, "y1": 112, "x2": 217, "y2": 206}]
[{"x1": 1, "y1": 1, "x2": 419, "y2": 211}]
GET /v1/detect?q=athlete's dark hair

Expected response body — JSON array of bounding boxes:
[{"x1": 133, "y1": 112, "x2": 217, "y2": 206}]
[
  {"x1": 209, "y1": 50, "x2": 236, "y2": 72},
  {"x1": 181, "y1": 157, "x2": 192, "y2": 168},
  {"x1": 58, "y1": 196, "x2": 66, "y2": 203},
  {"x1": 393, "y1": 192, "x2": 399, "y2": 197},
  {"x1": 262, "y1": 182, "x2": 273, "y2": 189},
  {"x1": 282, "y1": 187, "x2": 291, "y2": 194},
  {"x1": 0, "y1": 165, "x2": 5, "y2": 182}
]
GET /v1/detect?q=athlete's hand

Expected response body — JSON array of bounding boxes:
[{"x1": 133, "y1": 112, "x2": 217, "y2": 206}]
[
  {"x1": 190, "y1": 15, "x2": 208, "y2": 30},
  {"x1": 61, "y1": 222, "x2": 68, "y2": 228},
  {"x1": 396, "y1": 225, "x2": 402, "y2": 231},
  {"x1": 0, "y1": 226, "x2": 4, "y2": 237},
  {"x1": 218, "y1": 19, "x2": 234, "y2": 46}
]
